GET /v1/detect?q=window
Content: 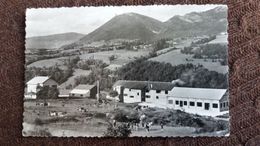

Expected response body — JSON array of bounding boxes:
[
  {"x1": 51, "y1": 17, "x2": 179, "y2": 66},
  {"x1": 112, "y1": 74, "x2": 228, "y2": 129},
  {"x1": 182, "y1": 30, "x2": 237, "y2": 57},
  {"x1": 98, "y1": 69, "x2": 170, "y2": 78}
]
[
  {"x1": 80, "y1": 94, "x2": 83, "y2": 97},
  {"x1": 213, "y1": 103, "x2": 218, "y2": 108},
  {"x1": 197, "y1": 102, "x2": 202, "y2": 107},
  {"x1": 180, "y1": 101, "x2": 183, "y2": 107},
  {"x1": 204, "y1": 103, "x2": 210, "y2": 110},
  {"x1": 190, "y1": 101, "x2": 195, "y2": 106},
  {"x1": 184, "y1": 101, "x2": 187, "y2": 105},
  {"x1": 130, "y1": 96, "x2": 134, "y2": 98},
  {"x1": 156, "y1": 90, "x2": 161, "y2": 93},
  {"x1": 146, "y1": 89, "x2": 149, "y2": 93},
  {"x1": 226, "y1": 102, "x2": 229, "y2": 107},
  {"x1": 168, "y1": 100, "x2": 173, "y2": 104},
  {"x1": 145, "y1": 95, "x2": 150, "y2": 98},
  {"x1": 220, "y1": 103, "x2": 223, "y2": 108},
  {"x1": 165, "y1": 90, "x2": 168, "y2": 94},
  {"x1": 123, "y1": 94, "x2": 128, "y2": 96},
  {"x1": 137, "y1": 93, "x2": 139, "y2": 95},
  {"x1": 156, "y1": 96, "x2": 159, "y2": 99},
  {"x1": 175, "y1": 100, "x2": 179, "y2": 105},
  {"x1": 72, "y1": 94, "x2": 75, "y2": 96},
  {"x1": 223, "y1": 102, "x2": 226, "y2": 107}
]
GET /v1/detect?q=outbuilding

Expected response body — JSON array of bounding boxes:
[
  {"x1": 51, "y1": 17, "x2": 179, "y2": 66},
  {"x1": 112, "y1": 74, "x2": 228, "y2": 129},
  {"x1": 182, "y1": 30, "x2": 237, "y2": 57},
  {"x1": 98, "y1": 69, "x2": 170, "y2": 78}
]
[
  {"x1": 25, "y1": 76, "x2": 58, "y2": 99},
  {"x1": 69, "y1": 84, "x2": 97, "y2": 98}
]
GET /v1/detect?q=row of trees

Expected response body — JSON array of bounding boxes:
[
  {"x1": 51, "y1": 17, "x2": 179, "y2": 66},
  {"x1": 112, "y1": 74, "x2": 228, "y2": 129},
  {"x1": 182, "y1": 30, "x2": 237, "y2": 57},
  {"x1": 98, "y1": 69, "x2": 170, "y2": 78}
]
[
  {"x1": 180, "y1": 44, "x2": 228, "y2": 65},
  {"x1": 25, "y1": 56, "x2": 80, "y2": 84},
  {"x1": 191, "y1": 35, "x2": 216, "y2": 46},
  {"x1": 77, "y1": 59, "x2": 108, "y2": 70},
  {"x1": 116, "y1": 59, "x2": 228, "y2": 89}
]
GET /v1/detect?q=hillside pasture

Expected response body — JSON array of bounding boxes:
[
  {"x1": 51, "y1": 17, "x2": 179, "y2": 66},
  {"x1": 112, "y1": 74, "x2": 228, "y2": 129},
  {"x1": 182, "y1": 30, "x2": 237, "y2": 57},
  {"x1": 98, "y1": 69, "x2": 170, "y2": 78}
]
[
  {"x1": 150, "y1": 49, "x2": 228, "y2": 74},
  {"x1": 27, "y1": 49, "x2": 150, "y2": 68}
]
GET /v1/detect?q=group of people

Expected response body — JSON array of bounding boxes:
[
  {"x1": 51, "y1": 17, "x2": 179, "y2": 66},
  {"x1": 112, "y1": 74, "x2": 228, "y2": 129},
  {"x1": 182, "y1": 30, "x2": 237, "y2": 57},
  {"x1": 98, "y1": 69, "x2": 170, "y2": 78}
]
[{"x1": 111, "y1": 114, "x2": 166, "y2": 133}]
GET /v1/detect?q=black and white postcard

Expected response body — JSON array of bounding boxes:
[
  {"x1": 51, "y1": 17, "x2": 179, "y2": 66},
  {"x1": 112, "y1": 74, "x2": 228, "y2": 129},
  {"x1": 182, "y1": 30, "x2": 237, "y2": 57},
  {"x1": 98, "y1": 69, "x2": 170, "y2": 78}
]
[{"x1": 23, "y1": 5, "x2": 229, "y2": 137}]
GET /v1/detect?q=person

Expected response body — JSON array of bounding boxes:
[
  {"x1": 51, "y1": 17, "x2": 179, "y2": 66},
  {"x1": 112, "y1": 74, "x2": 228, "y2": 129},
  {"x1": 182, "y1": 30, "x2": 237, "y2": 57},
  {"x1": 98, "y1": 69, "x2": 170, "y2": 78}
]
[
  {"x1": 145, "y1": 123, "x2": 150, "y2": 132},
  {"x1": 160, "y1": 121, "x2": 164, "y2": 130},
  {"x1": 113, "y1": 119, "x2": 116, "y2": 127}
]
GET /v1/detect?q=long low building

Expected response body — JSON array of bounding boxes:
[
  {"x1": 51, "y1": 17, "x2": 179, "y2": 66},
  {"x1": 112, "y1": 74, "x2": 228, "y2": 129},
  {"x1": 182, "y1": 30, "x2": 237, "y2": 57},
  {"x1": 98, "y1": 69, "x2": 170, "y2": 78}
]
[
  {"x1": 113, "y1": 80, "x2": 229, "y2": 117},
  {"x1": 69, "y1": 84, "x2": 97, "y2": 98}
]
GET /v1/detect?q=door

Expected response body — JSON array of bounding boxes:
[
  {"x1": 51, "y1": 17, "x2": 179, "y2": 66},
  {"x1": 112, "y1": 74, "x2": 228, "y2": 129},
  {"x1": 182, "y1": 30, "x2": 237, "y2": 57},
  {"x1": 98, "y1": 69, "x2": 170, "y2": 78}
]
[
  {"x1": 205, "y1": 103, "x2": 209, "y2": 110},
  {"x1": 141, "y1": 90, "x2": 146, "y2": 102},
  {"x1": 180, "y1": 101, "x2": 183, "y2": 107}
]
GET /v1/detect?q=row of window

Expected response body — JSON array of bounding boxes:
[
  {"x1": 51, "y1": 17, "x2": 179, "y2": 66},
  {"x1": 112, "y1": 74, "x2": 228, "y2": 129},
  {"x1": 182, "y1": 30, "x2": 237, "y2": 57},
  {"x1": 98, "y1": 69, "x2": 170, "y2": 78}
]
[
  {"x1": 127, "y1": 89, "x2": 169, "y2": 95},
  {"x1": 145, "y1": 95, "x2": 159, "y2": 99},
  {"x1": 220, "y1": 102, "x2": 229, "y2": 108},
  {"x1": 71, "y1": 94, "x2": 84, "y2": 97},
  {"x1": 169, "y1": 100, "x2": 219, "y2": 108}
]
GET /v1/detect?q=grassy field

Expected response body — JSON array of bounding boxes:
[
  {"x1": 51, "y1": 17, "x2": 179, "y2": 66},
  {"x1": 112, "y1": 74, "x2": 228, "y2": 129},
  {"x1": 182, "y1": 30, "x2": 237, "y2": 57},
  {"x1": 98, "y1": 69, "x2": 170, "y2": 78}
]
[
  {"x1": 23, "y1": 98, "x2": 114, "y2": 137},
  {"x1": 150, "y1": 49, "x2": 228, "y2": 74},
  {"x1": 23, "y1": 98, "x2": 229, "y2": 137},
  {"x1": 58, "y1": 69, "x2": 91, "y2": 89},
  {"x1": 27, "y1": 49, "x2": 150, "y2": 68}
]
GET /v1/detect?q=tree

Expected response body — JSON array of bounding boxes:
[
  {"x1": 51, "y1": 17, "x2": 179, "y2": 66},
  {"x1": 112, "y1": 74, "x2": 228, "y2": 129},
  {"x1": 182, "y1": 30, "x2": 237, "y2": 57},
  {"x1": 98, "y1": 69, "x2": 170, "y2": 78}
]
[
  {"x1": 154, "y1": 39, "x2": 169, "y2": 51},
  {"x1": 109, "y1": 91, "x2": 118, "y2": 97},
  {"x1": 109, "y1": 55, "x2": 116, "y2": 62},
  {"x1": 104, "y1": 123, "x2": 131, "y2": 137},
  {"x1": 36, "y1": 86, "x2": 59, "y2": 99}
]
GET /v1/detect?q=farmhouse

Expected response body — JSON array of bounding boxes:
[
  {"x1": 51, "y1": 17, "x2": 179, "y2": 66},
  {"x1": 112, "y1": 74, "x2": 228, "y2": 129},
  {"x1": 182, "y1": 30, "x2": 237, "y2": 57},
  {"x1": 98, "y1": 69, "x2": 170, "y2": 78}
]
[
  {"x1": 113, "y1": 80, "x2": 175, "y2": 104},
  {"x1": 113, "y1": 80, "x2": 229, "y2": 117},
  {"x1": 69, "y1": 84, "x2": 97, "y2": 98},
  {"x1": 25, "y1": 76, "x2": 58, "y2": 99},
  {"x1": 167, "y1": 87, "x2": 228, "y2": 117}
]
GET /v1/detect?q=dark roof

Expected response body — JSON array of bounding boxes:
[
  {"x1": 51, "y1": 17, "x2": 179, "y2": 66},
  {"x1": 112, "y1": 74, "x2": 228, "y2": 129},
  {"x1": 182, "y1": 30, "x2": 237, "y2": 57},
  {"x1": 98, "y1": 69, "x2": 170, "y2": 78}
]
[
  {"x1": 113, "y1": 80, "x2": 175, "y2": 91},
  {"x1": 74, "y1": 84, "x2": 96, "y2": 90}
]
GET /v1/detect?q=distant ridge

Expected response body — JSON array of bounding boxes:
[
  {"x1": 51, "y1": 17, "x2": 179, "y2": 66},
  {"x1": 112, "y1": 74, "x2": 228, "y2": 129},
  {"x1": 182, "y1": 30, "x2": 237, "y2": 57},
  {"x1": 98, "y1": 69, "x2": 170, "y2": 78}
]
[
  {"x1": 26, "y1": 6, "x2": 228, "y2": 49},
  {"x1": 26, "y1": 32, "x2": 85, "y2": 49}
]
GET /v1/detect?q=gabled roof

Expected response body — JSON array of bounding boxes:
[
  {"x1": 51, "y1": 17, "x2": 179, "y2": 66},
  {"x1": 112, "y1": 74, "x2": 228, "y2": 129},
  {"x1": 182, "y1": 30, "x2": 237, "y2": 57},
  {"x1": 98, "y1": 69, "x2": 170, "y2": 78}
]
[
  {"x1": 113, "y1": 80, "x2": 175, "y2": 91},
  {"x1": 74, "y1": 84, "x2": 96, "y2": 90},
  {"x1": 170, "y1": 87, "x2": 227, "y2": 100},
  {"x1": 70, "y1": 84, "x2": 96, "y2": 94},
  {"x1": 27, "y1": 76, "x2": 50, "y2": 85}
]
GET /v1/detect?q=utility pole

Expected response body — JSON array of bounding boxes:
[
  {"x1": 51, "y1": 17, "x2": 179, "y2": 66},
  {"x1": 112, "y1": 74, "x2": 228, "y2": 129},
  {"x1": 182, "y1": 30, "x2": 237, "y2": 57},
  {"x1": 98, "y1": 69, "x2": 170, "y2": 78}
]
[{"x1": 96, "y1": 80, "x2": 100, "y2": 102}]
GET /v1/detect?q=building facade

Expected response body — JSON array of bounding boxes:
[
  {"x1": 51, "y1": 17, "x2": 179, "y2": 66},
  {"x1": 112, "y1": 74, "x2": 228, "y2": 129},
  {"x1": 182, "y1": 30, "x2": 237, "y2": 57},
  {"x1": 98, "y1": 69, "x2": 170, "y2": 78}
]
[
  {"x1": 113, "y1": 80, "x2": 229, "y2": 117},
  {"x1": 69, "y1": 84, "x2": 97, "y2": 98},
  {"x1": 25, "y1": 76, "x2": 58, "y2": 99}
]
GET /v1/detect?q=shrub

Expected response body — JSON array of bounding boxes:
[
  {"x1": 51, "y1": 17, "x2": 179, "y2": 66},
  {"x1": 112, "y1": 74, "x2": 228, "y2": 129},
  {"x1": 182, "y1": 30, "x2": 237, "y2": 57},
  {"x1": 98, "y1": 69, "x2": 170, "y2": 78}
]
[
  {"x1": 109, "y1": 91, "x2": 118, "y2": 97},
  {"x1": 30, "y1": 128, "x2": 52, "y2": 137},
  {"x1": 94, "y1": 113, "x2": 107, "y2": 119},
  {"x1": 34, "y1": 118, "x2": 44, "y2": 126},
  {"x1": 104, "y1": 123, "x2": 131, "y2": 137}
]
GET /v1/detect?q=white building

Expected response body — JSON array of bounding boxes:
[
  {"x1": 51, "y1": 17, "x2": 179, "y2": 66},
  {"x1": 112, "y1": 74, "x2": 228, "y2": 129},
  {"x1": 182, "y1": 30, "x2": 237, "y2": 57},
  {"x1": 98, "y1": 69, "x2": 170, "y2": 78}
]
[
  {"x1": 113, "y1": 80, "x2": 229, "y2": 117},
  {"x1": 113, "y1": 80, "x2": 175, "y2": 104},
  {"x1": 167, "y1": 87, "x2": 228, "y2": 117},
  {"x1": 69, "y1": 84, "x2": 97, "y2": 98},
  {"x1": 25, "y1": 76, "x2": 58, "y2": 99}
]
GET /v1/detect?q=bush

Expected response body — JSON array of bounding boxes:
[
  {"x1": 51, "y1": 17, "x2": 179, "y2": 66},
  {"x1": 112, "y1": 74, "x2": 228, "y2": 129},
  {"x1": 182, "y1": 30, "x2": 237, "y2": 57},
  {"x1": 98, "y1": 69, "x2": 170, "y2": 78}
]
[
  {"x1": 36, "y1": 86, "x2": 59, "y2": 99},
  {"x1": 34, "y1": 118, "x2": 44, "y2": 126},
  {"x1": 109, "y1": 91, "x2": 118, "y2": 97},
  {"x1": 94, "y1": 113, "x2": 107, "y2": 119},
  {"x1": 114, "y1": 111, "x2": 128, "y2": 122},
  {"x1": 104, "y1": 123, "x2": 131, "y2": 137},
  {"x1": 29, "y1": 128, "x2": 52, "y2": 137}
]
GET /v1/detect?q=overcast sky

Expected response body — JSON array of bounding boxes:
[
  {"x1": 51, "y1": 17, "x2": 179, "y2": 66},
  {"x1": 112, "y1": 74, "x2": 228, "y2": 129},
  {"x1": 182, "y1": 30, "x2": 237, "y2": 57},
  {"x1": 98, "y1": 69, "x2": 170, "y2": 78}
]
[{"x1": 26, "y1": 5, "x2": 226, "y2": 38}]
